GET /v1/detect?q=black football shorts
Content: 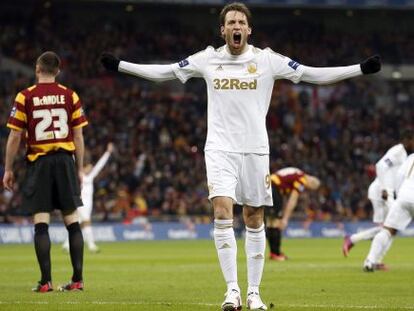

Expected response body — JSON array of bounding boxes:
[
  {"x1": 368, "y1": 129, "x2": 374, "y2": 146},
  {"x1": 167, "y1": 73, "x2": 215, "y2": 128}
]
[{"x1": 22, "y1": 151, "x2": 83, "y2": 215}]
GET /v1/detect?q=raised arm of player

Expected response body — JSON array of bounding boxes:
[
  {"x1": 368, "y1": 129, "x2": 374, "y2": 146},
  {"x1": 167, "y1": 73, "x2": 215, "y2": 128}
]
[
  {"x1": 100, "y1": 53, "x2": 176, "y2": 82},
  {"x1": 280, "y1": 190, "x2": 300, "y2": 230},
  {"x1": 2, "y1": 129, "x2": 22, "y2": 191},
  {"x1": 300, "y1": 55, "x2": 381, "y2": 85},
  {"x1": 88, "y1": 143, "x2": 113, "y2": 179}
]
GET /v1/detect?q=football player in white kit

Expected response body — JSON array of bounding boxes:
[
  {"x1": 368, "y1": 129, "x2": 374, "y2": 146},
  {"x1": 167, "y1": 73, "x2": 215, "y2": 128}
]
[
  {"x1": 342, "y1": 136, "x2": 413, "y2": 264},
  {"x1": 100, "y1": 3, "x2": 381, "y2": 310},
  {"x1": 63, "y1": 143, "x2": 114, "y2": 253},
  {"x1": 364, "y1": 148, "x2": 414, "y2": 272}
]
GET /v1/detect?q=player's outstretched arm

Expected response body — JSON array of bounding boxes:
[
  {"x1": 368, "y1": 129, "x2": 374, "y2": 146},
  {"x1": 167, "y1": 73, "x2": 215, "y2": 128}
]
[
  {"x1": 100, "y1": 52, "x2": 177, "y2": 82},
  {"x1": 300, "y1": 55, "x2": 381, "y2": 85}
]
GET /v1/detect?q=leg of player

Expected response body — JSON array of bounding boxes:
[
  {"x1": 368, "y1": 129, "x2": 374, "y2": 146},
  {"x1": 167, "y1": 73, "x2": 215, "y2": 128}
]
[
  {"x1": 78, "y1": 204, "x2": 99, "y2": 252},
  {"x1": 244, "y1": 206, "x2": 267, "y2": 310},
  {"x1": 343, "y1": 226, "x2": 382, "y2": 257},
  {"x1": 213, "y1": 196, "x2": 241, "y2": 311},
  {"x1": 266, "y1": 217, "x2": 287, "y2": 261},
  {"x1": 32, "y1": 212, "x2": 53, "y2": 292},
  {"x1": 81, "y1": 221, "x2": 99, "y2": 253},
  {"x1": 58, "y1": 209, "x2": 84, "y2": 291},
  {"x1": 363, "y1": 227, "x2": 395, "y2": 272},
  {"x1": 62, "y1": 236, "x2": 70, "y2": 253},
  {"x1": 344, "y1": 199, "x2": 386, "y2": 257}
]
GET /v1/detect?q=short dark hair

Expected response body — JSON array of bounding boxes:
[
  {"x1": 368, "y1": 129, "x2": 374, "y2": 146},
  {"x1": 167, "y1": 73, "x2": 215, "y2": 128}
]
[
  {"x1": 36, "y1": 51, "x2": 60, "y2": 75},
  {"x1": 219, "y1": 2, "x2": 252, "y2": 26}
]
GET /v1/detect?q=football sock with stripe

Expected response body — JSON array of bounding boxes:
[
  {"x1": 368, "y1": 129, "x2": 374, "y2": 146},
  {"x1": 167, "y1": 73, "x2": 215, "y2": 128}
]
[
  {"x1": 245, "y1": 224, "x2": 265, "y2": 294},
  {"x1": 350, "y1": 226, "x2": 381, "y2": 244},
  {"x1": 214, "y1": 219, "x2": 239, "y2": 292}
]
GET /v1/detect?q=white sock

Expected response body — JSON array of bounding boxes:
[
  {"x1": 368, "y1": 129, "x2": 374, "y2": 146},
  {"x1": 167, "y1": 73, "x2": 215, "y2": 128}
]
[
  {"x1": 82, "y1": 225, "x2": 96, "y2": 248},
  {"x1": 245, "y1": 224, "x2": 265, "y2": 294},
  {"x1": 366, "y1": 229, "x2": 392, "y2": 264},
  {"x1": 62, "y1": 237, "x2": 69, "y2": 249},
  {"x1": 378, "y1": 235, "x2": 393, "y2": 263},
  {"x1": 350, "y1": 226, "x2": 382, "y2": 244},
  {"x1": 214, "y1": 219, "x2": 239, "y2": 292}
]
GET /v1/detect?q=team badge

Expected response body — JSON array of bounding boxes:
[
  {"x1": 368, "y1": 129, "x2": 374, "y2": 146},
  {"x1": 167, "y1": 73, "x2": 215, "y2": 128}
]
[{"x1": 247, "y1": 63, "x2": 257, "y2": 74}]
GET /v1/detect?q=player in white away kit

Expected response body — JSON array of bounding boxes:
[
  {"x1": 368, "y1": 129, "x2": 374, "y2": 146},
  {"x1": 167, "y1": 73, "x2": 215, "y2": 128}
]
[
  {"x1": 364, "y1": 147, "x2": 414, "y2": 272},
  {"x1": 342, "y1": 135, "x2": 414, "y2": 266},
  {"x1": 100, "y1": 3, "x2": 381, "y2": 309},
  {"x1": 63, "y1": 143, "x2": 114, "y2": 253}
]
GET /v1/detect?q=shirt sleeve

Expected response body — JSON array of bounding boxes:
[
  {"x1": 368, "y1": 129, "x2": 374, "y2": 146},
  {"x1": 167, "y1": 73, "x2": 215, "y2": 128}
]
[
  {"x1": 171, "y1": 47, "x2": 211, "y2": 83},
  {"x1": 89, "y1": 151, "x2": 111, "y2": 179},
  {"x1": 301, "y1": 64, "x2": 362, "y2": 85},
  {"x1": 71, "y1": 91, "x2": 88, "y2": 129},
  {"x1": 265, "y1": 48, "x2": 305, "y2": 83},
  {"x1": 6, "y1": 92, "x2": 27, "y2": 131},
  {"x1": 119, "y1": 62, "x2": 177, "y2": 82}
]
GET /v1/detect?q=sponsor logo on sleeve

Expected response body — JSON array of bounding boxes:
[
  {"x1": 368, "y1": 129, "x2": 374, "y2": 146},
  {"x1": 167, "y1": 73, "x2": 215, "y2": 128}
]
[
  {"x1": 10, "y1": 106, "x2": 17, "y2": 117},
  {"x1": 288, "y1": 60, "x2": 300, "y2": 70},
  {"x1": 384, "y1": 158, "x2": 393, "y2": 167},
  {"x1": 178, "y1": 59, "x2": 189, "y2": 68}
]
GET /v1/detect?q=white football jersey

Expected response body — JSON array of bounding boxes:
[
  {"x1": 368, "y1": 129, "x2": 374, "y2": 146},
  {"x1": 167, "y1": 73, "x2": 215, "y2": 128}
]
[
  {"x1": 81, "y1": 151, "x2": 111, "y2": 211},
  {"x1": 171, "y1": 45, "x2": 304, "y2": 154},
  {"x1": 395, "y1": 153, "x2": 414, "y2": 202},
  {"x1": 375, "y1": 143, "x2": 407, "y2": 195}
]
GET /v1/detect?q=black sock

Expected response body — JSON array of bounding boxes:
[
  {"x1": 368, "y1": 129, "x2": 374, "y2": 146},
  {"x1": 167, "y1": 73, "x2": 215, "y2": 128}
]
[
  {"x1": 34, "y1": 223, "x2": 51, "y2": 284},
  {"x1": 266, "y1": 227, "x2": 282, "y2": 255},
  {"x1": 67, "y1": 222, "x2": 84, "y2": 282}
]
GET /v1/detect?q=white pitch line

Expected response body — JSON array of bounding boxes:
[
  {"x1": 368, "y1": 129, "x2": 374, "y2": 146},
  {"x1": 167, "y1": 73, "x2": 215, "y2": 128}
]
[{"x1": 1, "y1": 301, "x2": 414, "y2": 309}]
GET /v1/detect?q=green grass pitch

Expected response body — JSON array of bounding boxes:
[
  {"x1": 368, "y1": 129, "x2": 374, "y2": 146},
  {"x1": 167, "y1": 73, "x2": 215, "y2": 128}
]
[{"x1": 0, "y1": 238, "x2": 413, "y2": 310}]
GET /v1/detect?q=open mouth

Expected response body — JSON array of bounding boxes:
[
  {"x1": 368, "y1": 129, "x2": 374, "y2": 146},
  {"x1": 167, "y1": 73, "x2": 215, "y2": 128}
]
[{"x1": 233, "y1": 33, "x2": 241, "y2": 45}]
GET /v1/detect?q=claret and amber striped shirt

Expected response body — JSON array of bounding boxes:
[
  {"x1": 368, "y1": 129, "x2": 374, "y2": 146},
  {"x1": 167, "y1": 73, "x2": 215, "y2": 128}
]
[
  {"x1": 7, "y1": 82, "x2": 88, "y2": 161},
  {"x1": 270, "y1": 167, "x2": 307, "y2": 194}
]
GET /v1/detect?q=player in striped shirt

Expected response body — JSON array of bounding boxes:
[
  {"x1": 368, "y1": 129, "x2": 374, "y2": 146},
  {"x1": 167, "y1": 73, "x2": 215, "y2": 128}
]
[
  {"x1": 267, "y1": 168, "x2": 320, "y2": 261},
  {"x1": 3, "y1": 51, "x2": 88, "y2": 292}
]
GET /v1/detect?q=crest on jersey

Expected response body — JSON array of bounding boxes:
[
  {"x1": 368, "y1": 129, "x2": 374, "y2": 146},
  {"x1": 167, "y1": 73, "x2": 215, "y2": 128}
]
[
  {"x1": 247, "y1": 62, "x2": 257, "y2": 74},
  {"x1": 178, "y1": 59, "x2": 189, "y2": 68}
]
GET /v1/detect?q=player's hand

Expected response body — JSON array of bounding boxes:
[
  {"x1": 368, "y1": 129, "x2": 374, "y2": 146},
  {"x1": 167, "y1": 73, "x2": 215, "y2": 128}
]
[
  {"x1": 107, "y1": 142, "x2": 114, "y2": 153},
  {"x1": 280, "y1": 218, "x2": 289, "y2": 230},
  {"x1": 100, "y1": 52, "x2": 120, "y2": 72},
  {"x1": 360, "y1": 55, "x2": 381, "y2": 74},
  {"x1": 3, "y1": 170, "x2": 15, "y2": 192},
  {"x1": 381, "y1": 189, "x2": 388, "y2": 201}
]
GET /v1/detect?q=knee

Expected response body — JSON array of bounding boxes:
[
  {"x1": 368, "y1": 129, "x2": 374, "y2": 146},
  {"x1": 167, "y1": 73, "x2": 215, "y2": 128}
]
[
  {"x1": 245, "y1": 214, "x2": 264, "y2": 229},
  {"x1": 213, "y1": 197, "x2": 233, "y2": 220},
  {"x1": 384, "y1": 226, "x2": 397, "y2": 236}
]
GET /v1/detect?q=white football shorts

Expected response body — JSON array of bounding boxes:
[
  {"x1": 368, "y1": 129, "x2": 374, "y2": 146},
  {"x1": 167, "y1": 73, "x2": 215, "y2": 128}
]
[
  {"x1": 369, "y1": 199, "x2": 389, "y2": 224},
  {"x1": 205, "y1": 150, "x2": 272, "y2": 207},
  {"x1": 384, "y1": 199, "x2": 414, "y2": 231},
  {"x1": 77, "y1": 203, "x2": 92, "y2": 222}
]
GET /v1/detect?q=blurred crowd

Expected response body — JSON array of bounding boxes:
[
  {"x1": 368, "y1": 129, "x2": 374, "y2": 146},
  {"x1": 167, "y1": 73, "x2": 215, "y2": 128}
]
[{"x1": 1, "y1": 2, "x2": 414, "y2": 224}]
